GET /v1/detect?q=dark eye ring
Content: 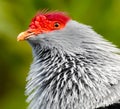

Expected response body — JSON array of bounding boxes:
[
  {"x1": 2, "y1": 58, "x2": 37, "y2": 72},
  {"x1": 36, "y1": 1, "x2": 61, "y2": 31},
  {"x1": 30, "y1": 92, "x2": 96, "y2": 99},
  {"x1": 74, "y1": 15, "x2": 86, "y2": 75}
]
[{"x1": 54, "y1": 22, "x2": 60, "y2": 28}]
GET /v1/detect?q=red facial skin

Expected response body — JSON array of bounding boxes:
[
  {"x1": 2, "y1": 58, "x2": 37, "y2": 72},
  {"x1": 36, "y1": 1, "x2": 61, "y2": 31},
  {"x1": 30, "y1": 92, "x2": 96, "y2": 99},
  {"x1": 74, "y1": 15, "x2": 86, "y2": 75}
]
[{"x1": 17, "y1": 11, "x2": 70, "y2": 41}]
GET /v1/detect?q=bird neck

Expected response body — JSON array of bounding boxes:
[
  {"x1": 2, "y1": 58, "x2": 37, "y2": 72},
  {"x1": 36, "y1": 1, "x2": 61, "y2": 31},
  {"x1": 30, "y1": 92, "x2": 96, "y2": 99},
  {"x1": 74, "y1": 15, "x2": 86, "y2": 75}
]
[{"x1": 26, "y1": 45, "x2": 120, "y2": 109}]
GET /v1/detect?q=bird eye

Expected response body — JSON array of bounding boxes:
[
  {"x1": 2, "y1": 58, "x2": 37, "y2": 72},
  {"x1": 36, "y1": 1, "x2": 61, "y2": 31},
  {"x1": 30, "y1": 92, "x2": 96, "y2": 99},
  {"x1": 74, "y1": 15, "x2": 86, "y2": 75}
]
[{"x1": 54, "y1": 22, "x2": 60, "y2": 29}]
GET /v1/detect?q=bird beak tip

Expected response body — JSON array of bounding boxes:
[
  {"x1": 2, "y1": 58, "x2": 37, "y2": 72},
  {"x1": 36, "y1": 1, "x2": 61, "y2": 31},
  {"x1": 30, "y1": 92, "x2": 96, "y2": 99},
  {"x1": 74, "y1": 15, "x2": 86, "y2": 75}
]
[
  {"x1": 17, "y1": 31, "x2": 25, "y2": 41},
  {"x1": 17, "y1": 31, "x2": 31, "y2": 41}
]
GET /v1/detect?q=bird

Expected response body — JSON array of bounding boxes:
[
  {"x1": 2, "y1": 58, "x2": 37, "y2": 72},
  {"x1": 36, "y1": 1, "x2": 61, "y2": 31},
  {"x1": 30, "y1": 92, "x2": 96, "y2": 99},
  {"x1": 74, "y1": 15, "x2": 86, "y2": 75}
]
[{"x1": 17, "y1": 10, "x2": 120, "y2": 109}]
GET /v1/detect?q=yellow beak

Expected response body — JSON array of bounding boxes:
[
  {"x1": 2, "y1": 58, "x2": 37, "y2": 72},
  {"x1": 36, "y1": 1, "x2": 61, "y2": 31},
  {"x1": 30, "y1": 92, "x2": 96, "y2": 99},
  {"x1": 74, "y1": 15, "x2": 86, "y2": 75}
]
[{"x1": 17, "y1": 30, "x2": 35, "y2": 41}]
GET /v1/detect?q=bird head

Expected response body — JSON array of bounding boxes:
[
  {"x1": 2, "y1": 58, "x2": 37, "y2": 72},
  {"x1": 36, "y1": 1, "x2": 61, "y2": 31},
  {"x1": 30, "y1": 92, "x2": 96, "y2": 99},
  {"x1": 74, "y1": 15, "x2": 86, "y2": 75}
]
[
  {"x1": 17, "y1": 11, "x2": 72, "y2": 49},
  {"x1": 17, "y1": 11, "x2": 93, "y2": 54}
]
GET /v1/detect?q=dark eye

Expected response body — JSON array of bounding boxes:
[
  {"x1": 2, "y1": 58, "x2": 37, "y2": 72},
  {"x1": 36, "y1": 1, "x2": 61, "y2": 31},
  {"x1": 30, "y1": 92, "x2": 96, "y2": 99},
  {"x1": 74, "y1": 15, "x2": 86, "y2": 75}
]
[{"x1": 54, "y1": 22, "x2": 60, "y2": 28}]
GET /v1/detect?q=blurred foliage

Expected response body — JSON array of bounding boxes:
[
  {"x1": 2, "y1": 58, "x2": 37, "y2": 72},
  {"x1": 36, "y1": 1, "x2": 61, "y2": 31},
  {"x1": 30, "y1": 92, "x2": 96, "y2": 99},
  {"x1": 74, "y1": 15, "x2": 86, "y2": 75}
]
[{"x1": 0, "y1": 0, "x2": 120, "y2": 109}]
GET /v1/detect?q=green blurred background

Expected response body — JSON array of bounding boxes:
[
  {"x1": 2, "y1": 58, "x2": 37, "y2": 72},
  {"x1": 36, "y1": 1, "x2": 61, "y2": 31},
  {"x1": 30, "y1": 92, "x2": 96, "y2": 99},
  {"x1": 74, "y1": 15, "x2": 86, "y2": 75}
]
[{"x1": 0, "y1": 0, "x2": 120, "y2": 109}]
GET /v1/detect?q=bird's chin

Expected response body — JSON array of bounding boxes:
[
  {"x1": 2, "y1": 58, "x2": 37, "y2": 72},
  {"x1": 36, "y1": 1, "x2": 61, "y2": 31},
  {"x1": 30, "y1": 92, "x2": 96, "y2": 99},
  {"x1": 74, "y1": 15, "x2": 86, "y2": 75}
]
[
  {"x1": 27, "y1": 35, "x2": 43, "y2": 47},
  {"x1": 27, "y1": 40, "x2": 40, "y2": 48}
]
